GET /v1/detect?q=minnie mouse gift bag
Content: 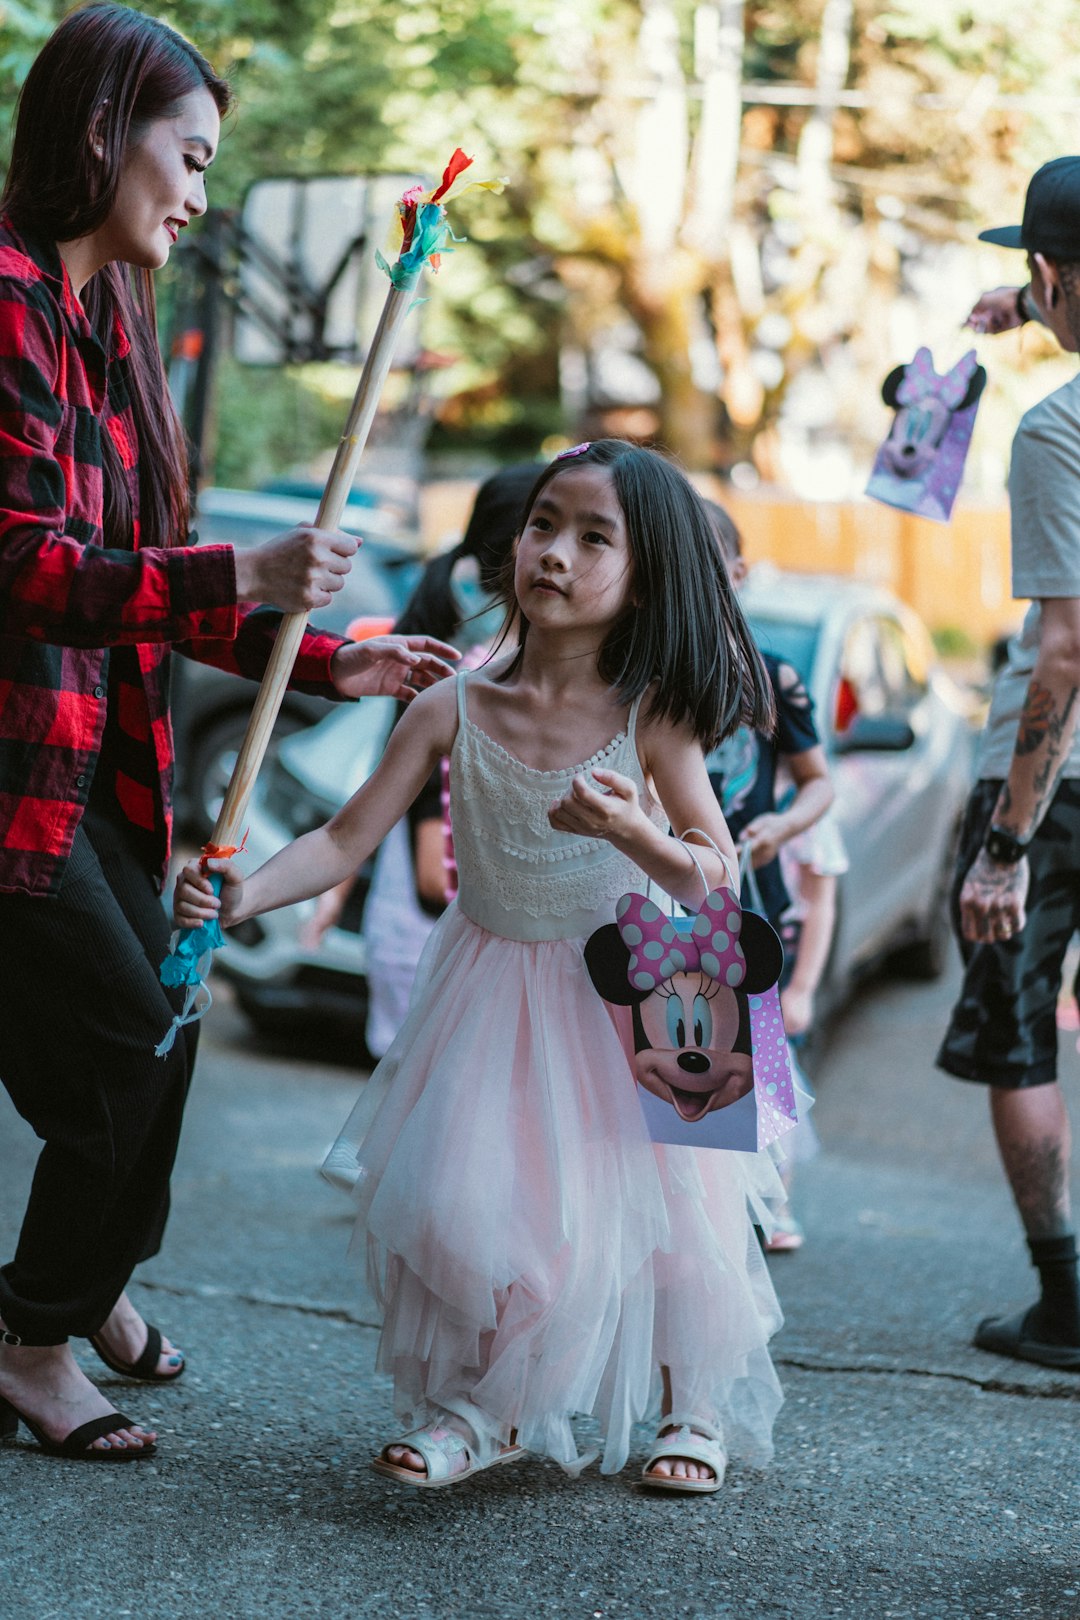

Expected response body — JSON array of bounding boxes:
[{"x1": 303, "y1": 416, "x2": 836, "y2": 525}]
[
  {"x1": 866, "y1": 347, "x2": 987, "y2": 524},
  {"x1": 585, "y1": 886, "x2": 799, "y2": 1153}
]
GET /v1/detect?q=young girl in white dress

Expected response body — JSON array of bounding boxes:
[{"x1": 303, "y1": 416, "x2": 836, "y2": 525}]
[{"x1": 175, "y1": 440, "x2": 786, "y2": 1493}]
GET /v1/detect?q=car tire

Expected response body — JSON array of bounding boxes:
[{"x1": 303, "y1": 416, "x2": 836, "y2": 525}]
[
  {"x1": 891, "y1": 823, "x2": 960, "y2": 982},
  {"x1": 808, "y1": 889, "x2": 847, "y2": 1026},
  {"x1": 184, "y1": 707, "x2": 309, "y2": 836},
  {"x1": 233, "y1": 984, "x2": 373, "y2": 1063}
]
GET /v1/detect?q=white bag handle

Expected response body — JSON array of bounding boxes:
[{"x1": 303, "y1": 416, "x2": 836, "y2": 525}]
[
  {"x1": 642, "y1": 830, "x2": 739, "y2": 915},
  {"x1": 737, "y1": 840, "x2": 768, "y2": 915},
  {"x1": 680, "y1": 826, "x2": 740, "y2": 897}
]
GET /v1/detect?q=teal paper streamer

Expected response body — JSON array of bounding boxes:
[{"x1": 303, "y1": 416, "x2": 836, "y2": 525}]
[
  {"x1": 378, "y1": 201, "x2": 463, "y2": 290},
  {"x1": 159, "y1": 914, "x2": 225, "y2": 986}
]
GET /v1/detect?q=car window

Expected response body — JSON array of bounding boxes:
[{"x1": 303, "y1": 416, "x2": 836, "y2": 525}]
[
  {"x1": 875, "y1": 615, "x2": 929, "y2": 712},
  {"x1": 278, "y1": 695, "x2": 398, "y2": 800},
  {"x1": 839, "y1": 617, "x2": 889, "y2": 719}
]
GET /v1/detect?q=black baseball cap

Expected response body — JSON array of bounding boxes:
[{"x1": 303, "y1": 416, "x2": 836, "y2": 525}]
[{"x1": 979, "y1": 156, "x2": 1080, "y2": 258}]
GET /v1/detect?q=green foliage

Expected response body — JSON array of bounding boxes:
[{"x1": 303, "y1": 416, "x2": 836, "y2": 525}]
[
  {"x1": 4, "y1": 0, "x2": 1080, "y2": 477},
  {"x1": 0, "y1": 0, "x2": 58, "y2": 94},
  {"x1": 210, "y1": 355, "x2": 345, "y2": 488},
  {"x1": 931, "y1": 624, "x2": 979, "y2": 659}
]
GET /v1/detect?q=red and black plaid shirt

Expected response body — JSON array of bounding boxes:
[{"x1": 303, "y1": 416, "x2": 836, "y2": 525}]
[{"x1": 0, "y1": 216, "x2": 345, "y2": 897}]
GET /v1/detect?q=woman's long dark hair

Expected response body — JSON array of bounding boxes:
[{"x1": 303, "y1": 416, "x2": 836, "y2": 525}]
[
  {"x1": 2, "y1": 3, "x2": 232, "y2": 551},
  {"x1": 498, "y1": 440, "x2": 775, "y2": 748}
]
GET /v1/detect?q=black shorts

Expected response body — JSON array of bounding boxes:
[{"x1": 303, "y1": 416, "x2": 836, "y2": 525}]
[{"x1": 937, "y1": 778, "x2": 1080, "y2": 1089}]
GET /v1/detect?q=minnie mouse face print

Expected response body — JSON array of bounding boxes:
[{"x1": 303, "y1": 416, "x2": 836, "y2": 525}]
[
  {"x1": 632, "y1": 970, "x2": 755, "y2": 1121},
  {"x1": 584, "y1": 888, "x2": 786, "y2": 1146}
]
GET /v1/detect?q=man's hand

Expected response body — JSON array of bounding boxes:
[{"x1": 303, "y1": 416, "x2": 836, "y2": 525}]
[
  {"x1": 233, "y1": 525, "x2": 359, "y2": 612},
  {"x1": 964, "y1": 286, "x2": 1025, "y2": 336},
  {"x1": 330, "y1": 635, "x2": 459, "y2": 701},
  {"x1": 959, "y1": 847, "x2": 1030, "y2": 944}
]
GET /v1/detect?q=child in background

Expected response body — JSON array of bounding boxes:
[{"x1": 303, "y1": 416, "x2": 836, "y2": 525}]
[
  {"x1": 702, "y1": 504, "x2": 832, "y2": 940},
  {"x1": 765, "y1": 795, "x2": 849, "y2": 1250},
  {"x1": 176, "y1": 440, "x2": 786, "y2": 1495},
  {"x1": 778, "y1": 808, "x2": 848, "y2": 1048},
  {"x1": 705, "y1": 501, "x2": 834, "y2": 1252}
]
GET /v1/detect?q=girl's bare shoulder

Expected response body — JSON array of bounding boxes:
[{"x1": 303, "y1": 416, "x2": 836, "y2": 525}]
[
  {"x1": 636, "y1": 697, "x2": 703, "y2": 769},
  {"x1": 390, "y1": 675, "x2": 460, "y2": 757},
  {"x1": 461, "y1": 651, "x2": 518, "y2": 688},
  {"x1": 452, "y1": 653, "x2": 518, "y2": 714}
]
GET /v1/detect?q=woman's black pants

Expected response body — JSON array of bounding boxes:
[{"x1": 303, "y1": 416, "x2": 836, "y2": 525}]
[{"x1": 0, "y1": 805, "x2": 198, "y2": 1346}]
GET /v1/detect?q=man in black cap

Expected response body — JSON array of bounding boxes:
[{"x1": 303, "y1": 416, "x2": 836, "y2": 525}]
[{"x1": 937, "y1": 157, "x2": 1080, "y2": 1372}]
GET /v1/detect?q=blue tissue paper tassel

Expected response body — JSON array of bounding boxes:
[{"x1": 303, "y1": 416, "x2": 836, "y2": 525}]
[{"x1": 156, "y1": 872, "x2": 226, "y2": 1056}]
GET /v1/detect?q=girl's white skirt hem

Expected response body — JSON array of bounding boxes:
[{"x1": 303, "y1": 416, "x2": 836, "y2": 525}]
[{"x1": 323, "y1": 905, "x2": 785, "y2": 1476}]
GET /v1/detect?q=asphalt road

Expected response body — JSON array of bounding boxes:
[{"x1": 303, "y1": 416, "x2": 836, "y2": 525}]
[{"x1": 1, "y1": 950, "x2": 1078, "y2": 1620}]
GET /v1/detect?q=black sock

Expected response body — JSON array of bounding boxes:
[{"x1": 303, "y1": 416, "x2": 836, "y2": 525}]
[{"x1": 1025, "y1": 1233, "x2": 1080, "y2": 1344}]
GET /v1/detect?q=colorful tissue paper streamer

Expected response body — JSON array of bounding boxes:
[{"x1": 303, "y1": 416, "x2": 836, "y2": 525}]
[{"x1": 377, "y1": 148, "x2": 504, "y2": 291}]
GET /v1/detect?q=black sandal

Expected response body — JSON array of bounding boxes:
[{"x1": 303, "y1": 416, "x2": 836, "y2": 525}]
[
  {"x1": 973, "y1": 1308, "x2": 1080, "y2": 1372},
  {"x1": 0, "y1": 1394, "x2": 157, "y2": 1461},
  {"x1": 88, "y1": 1322, "x2": 184, "y2": 1383}
]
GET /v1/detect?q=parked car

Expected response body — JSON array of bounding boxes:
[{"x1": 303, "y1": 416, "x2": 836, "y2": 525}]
[
  {"x1": 215, "y1": 695, "x2": 398, "y2": 1037},
  {"x1": 172, "y1": 485, "x2": 421, "y2": 834},
  {"x1": 215, "y1": 570, "x2": 976, "y2": 1042},
  {"x1": 741, "y1": 567, "x2": 975, "y2": 1005}
]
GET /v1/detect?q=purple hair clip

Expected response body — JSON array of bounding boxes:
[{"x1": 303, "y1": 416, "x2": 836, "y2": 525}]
[{"x1": 556, "y1": 441, "x2": 591, "y2": 460}]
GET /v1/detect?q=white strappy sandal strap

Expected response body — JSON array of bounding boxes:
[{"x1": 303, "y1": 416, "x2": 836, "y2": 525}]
[{"x1": 662, "y1": 1411, "x2": 725, "y2": 1444}]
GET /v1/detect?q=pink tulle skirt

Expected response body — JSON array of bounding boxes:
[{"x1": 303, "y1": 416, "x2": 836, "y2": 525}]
[{"x1": 323, "y1": 903, "x2": 785, "y2": 1475}]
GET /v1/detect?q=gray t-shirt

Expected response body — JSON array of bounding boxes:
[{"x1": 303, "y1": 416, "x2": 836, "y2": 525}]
[{"x1": 979, "y1": 372, "x2": 1080, "y2": 780}]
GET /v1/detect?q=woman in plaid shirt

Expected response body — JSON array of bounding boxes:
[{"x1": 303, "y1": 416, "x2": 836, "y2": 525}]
[{"x1": 0, "y1": 5, "x2": 453, "y2": 1461}]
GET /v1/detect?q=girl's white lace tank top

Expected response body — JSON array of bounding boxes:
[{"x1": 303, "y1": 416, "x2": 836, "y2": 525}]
[{"x1": 449, "y1": 672, "x2": 668, "y2": 943}]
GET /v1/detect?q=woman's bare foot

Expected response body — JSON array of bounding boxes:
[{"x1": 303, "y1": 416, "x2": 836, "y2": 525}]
[
  {"x1": 93, "y1": 1292, "x2": 183, "y2": 1378},
  {"x1": 0, "y1": 1335, "x2": 156, "y2": 1454}
]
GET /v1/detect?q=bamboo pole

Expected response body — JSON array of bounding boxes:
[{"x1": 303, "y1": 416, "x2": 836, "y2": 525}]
[
  {"x1": 157, "y1": 150, "x2": 484, "y2": 1055},
  {"x1": 207, "y1": 281, "x2": 415, "y2": 851}
]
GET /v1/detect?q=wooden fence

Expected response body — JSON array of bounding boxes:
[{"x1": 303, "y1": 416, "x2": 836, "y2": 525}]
[
  {"x1": 419, "y1": 479, "x2": 1023, "y2": 648},
  {"x1": 719, "y1": 490, "x2": 1019, "y2": 647}
]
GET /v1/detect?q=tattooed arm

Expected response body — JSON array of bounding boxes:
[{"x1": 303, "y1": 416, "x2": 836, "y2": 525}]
[{"x1": 960, "y1": 597, "x2": 1080, "y2": 943}]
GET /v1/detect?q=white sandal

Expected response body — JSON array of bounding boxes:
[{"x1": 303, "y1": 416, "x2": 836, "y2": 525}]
[
  {"x1": 371, "y1": 1424, "x2": 524, "y2": 1490},
  {"x1": 641, "y1": 1413, "x2": 727, "y2": 1495}
]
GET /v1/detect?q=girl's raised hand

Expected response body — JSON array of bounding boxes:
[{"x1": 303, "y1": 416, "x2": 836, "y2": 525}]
[
  {"x1": 547, "y1": 767, "x2": 642, "y2": 843},
  {"x1": 173, "y1": 856, "x2": 246, "y2": 930}
]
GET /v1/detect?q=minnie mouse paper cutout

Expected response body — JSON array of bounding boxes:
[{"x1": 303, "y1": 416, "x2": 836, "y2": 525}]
[
  {"x1": 584, "y1": 888, "x2": 786, "y2": 1141},
  {"x1": 866, "y1": 347, "x2": 987, "y2": 524}
]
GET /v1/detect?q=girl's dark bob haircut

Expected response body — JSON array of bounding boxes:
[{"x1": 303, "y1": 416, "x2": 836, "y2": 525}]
[{"x1": 498, "y1": 439, "x2": 775, "y2": 749}]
